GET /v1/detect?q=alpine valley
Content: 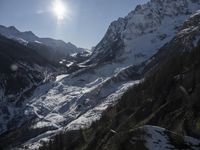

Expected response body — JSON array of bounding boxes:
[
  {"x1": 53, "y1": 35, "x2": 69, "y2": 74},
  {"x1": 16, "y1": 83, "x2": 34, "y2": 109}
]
[{"x1": 0, "y1": 0, "x2": 200, "y2": 149}]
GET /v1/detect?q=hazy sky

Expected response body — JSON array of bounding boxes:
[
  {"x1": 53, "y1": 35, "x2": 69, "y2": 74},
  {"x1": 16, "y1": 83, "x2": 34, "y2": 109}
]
[{"x1": 0, "y1": 0, "x2": 148, "y2": 48}]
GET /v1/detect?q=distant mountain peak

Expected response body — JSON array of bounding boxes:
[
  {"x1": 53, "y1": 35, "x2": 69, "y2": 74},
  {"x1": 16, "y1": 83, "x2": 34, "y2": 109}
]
[
  {"x1": 0, "y1": 25, "x2": 87, "y2": 57},
  {"x1": 23, "y1": 30, "x2": 35, "y2": 36},
  {"x1": 8, "y1": 26, "x2": 18, "y2": 31}
]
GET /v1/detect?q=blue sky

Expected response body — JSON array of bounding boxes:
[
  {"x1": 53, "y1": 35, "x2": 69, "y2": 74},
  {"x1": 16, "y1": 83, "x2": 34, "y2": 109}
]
[{"x1": 0, "y1": 0, "x2": 148, "y2": 48}]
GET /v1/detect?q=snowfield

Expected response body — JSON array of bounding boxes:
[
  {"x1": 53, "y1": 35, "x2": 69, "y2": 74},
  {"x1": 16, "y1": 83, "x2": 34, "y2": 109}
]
[
  {"x1": 26, "y1": 73, "x2": 140, "y2": 126},
  {"x1": 21, "y1": 74, "x2": 141, "y2": 149}
]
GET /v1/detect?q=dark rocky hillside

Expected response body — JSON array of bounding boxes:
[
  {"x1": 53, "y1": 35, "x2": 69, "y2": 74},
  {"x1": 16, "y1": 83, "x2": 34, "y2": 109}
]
[
  {"x1": 0, "y1": 35, "x2": 60, "y2": 100},
  {"x1": 0, "y1": 35, "x2": 63, "y2": 138}
]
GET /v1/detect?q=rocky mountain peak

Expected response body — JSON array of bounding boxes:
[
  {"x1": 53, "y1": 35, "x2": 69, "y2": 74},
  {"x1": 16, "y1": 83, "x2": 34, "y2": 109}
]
[{"x1": 88, "y1": 0, "x2": 200, "y2": 66}]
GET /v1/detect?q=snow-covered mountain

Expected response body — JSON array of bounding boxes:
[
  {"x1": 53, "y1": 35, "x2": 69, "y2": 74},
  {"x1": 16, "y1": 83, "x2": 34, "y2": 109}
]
[
  {"x1": 1, "y1": 0, "x2": 200, "y2": 149},
  {"x1": 34, "y1": 10, "x2": 200, "y2": 149},
  {"x1": 0, "y1": 25, "x2": 86, "y2": 61},
  {"x1": 86, "y1": 0, "x2": 200, "y2": 68}
]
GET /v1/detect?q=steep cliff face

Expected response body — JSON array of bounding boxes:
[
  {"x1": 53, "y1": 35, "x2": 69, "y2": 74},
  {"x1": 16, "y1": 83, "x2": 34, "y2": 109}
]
[{"x1": 87, "y1": 0, "x2": 200, "y2": 67}]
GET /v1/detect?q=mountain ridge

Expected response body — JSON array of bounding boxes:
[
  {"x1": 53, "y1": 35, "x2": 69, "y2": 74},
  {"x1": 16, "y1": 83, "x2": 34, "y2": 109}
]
[
  {"x1": 87, "y1": 0, "x2": 200, "y2": 66},
  {"x1": 0, "y1": 25, "x2": 86, "y2": 60}
]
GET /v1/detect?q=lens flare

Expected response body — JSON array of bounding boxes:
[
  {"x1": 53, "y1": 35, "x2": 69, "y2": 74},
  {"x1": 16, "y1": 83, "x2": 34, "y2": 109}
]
[{"x1": 52, "y1": 0, "x2": 68, "y2": 22}]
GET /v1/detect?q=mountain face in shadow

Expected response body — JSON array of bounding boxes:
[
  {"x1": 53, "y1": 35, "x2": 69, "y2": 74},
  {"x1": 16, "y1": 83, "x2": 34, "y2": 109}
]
[{"x1": 0, "y1": 25, "x2": 88, "y2": 62}]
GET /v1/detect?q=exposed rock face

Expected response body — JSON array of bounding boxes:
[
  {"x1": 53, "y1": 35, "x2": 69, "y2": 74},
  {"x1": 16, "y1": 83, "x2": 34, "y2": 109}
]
[{"x1": 87, "y1": 0, "x2": 200, "y2": 67}]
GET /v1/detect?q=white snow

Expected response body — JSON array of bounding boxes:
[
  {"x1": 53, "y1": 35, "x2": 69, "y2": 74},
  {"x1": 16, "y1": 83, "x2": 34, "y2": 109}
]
[
  {"x1": 66, "y1": 62, "x2": 74, "y2": 67},
  {"x1": 144, "y1": 125, "x2": 176, "y2": 150},
  {"x1": 138, "y1": 125, "x2": 200, "y2": 150},
  {"x1": 34, "y1": 40, "x2": 42, "y2": 44},
  {"x1": 70, "y1": 53, "x2": 78, "y2": 57},
  {"x1": 86, "y1": 0, "x2": 200, "y2": 79},
  {"x1": 66, "y1": 80, "x2": 140, "y2": 130},
  {"x1": 55, "y1": 74, "x2": 69, "y2": 82}
]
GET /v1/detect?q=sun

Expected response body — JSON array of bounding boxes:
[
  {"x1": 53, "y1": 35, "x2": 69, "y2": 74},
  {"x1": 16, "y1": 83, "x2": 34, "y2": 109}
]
[{"x1": 52, "y1": 0, "x2": 67, "y2": 21}]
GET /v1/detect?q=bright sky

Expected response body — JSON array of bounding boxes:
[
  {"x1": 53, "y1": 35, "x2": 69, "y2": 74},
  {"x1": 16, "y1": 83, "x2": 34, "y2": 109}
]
[{"x1": 0, "y1": 0, "x2": 148, "y2": 48}]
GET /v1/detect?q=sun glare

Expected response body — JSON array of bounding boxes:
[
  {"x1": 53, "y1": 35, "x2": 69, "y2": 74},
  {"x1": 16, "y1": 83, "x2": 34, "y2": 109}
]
[{"x1": 52, "y1": 0, "x2": 68, "y2": 22}]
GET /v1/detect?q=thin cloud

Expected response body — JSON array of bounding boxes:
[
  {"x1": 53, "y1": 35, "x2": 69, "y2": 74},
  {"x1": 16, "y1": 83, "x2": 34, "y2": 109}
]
[{"x1": 36, "y1": 10, "x2": 46, "y2": 14}]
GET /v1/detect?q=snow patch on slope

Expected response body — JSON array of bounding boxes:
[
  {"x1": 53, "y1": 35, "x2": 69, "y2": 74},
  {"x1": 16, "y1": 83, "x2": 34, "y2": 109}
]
[
  {"x1": 138, "y1": 125, "x2": 200, "y2": 150},
  {"x1": 66, "y1": 80, "x2": 140, "y2": 130}
]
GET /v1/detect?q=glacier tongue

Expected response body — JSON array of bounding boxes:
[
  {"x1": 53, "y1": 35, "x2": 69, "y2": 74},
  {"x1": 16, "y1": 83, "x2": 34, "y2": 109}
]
[{"x1": 24, "y1": 70, "x2": 141, "y2": 130}]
